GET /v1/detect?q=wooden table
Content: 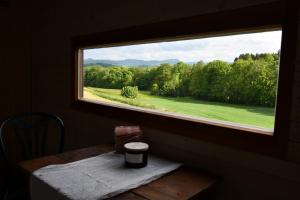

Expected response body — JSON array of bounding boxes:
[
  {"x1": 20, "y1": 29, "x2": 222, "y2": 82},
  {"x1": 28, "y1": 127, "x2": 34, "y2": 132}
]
[{"x1": 19, "y1": 144, "x2": 218, "y2": 200}]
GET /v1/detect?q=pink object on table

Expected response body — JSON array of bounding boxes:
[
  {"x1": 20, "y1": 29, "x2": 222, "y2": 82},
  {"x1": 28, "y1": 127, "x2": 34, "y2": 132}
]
[{"x1": 114, "y1": 126, "x2": 143, "y2": 153}]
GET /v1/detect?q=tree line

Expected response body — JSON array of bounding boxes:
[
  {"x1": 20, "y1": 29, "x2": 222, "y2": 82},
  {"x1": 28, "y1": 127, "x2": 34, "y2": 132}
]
[{"x1": 84, "y1": 53, "x2": 279, "y2": 107}]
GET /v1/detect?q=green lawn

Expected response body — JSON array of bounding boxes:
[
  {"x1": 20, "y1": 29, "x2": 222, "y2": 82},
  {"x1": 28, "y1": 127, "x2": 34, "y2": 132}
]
[{"x1": 84, "y1": 87, "x2": 275, "y2": 129}]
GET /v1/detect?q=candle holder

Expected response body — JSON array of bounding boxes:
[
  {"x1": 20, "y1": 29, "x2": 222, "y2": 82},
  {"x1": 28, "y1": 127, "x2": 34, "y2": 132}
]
[{"x1": 124, "y1": 142, "x2": 149, "y2": 168}]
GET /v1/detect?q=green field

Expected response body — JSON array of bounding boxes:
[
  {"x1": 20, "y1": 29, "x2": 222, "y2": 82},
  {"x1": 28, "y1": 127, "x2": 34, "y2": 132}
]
[{"x1": 84, "y1": 87, "x2": 275, "y2": 129}]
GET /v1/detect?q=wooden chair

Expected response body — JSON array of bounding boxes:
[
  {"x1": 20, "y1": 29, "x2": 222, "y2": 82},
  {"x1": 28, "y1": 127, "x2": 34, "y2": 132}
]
[{"x1": 0, "y1": 112, "x2": 65, "y2": 200}]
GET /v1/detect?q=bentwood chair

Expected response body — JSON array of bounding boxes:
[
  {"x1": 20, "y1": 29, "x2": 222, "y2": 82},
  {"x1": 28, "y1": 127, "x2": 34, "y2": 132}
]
[{"x1": 0, "y1": 112, "x2": 65, "y2": 200}]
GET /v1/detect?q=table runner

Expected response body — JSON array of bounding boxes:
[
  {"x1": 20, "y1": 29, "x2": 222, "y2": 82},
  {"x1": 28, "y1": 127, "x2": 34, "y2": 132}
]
[{"x1": 30, "y1": 152, "x2": 181, "y2": 200}]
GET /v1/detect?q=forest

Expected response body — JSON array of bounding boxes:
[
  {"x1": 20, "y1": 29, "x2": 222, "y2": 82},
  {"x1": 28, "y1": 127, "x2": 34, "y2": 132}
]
[{"x1": 84, "y1": 53, "x2": 279, "y2": 107}]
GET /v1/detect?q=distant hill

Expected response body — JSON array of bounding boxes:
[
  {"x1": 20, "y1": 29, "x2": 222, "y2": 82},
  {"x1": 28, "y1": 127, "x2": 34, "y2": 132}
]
[{"x1": 84, "y1": 58, "x2": 181, "y2": 67}]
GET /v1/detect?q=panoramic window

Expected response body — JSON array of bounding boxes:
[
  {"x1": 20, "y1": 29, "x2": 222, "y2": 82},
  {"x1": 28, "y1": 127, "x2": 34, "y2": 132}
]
[{"x1": 80, "y1": 30, "x2": 282, "y2": 132}]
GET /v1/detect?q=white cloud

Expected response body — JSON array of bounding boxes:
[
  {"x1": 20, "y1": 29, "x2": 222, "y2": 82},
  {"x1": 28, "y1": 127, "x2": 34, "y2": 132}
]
[{"x1": 84, "y1": 30, "x2": 282, "y2": 63}]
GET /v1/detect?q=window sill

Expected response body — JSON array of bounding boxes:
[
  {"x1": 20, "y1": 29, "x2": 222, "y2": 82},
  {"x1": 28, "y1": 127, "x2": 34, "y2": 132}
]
[{"x1": 72, "y1": 99, "x2": 281, "y2": 158}]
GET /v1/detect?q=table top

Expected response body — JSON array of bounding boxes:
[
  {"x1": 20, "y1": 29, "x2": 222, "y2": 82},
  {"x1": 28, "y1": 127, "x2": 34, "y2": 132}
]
[{"x1": 19, "y1": 144, "x2": 218, "y2": 200}]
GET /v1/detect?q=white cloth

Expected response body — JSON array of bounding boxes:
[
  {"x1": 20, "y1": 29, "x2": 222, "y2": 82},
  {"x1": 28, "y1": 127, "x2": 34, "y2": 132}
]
[{"x1": 30, "y1": 152, "x2": 181, "y2": 200}]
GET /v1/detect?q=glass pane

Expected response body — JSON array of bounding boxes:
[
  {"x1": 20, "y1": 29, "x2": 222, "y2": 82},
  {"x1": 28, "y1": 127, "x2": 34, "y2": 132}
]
[{"x1": 81, "y1": 30, "x2": 282, "y2": 132}]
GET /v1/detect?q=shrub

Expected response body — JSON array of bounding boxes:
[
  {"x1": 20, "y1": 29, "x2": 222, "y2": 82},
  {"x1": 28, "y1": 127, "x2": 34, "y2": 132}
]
[{"x1": 121, "y1": 86, "x2": 139, "y2": 99}]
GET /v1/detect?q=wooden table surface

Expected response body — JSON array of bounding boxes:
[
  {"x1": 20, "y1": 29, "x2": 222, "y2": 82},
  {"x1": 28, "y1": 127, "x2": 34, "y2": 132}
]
[{"x1": 19, "y1": 144, "x2": 218, "y2": 200}]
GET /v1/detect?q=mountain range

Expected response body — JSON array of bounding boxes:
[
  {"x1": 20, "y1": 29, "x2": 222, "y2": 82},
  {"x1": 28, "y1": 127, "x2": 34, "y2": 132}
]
[{"x1": 84, "y1": 58, "x2": 182, "y2": 67}]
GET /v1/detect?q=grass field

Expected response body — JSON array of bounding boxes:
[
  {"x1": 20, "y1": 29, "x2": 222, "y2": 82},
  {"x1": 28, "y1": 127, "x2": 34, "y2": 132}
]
[{"x1": 84, "y1": 87, "x2": 275, "y2": 129}]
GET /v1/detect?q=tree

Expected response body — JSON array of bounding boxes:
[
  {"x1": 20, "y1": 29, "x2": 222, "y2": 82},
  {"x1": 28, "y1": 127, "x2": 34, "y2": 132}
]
[
  {"x1": 190, "y1": 60, "x2": 230, "y2": 102},
  {"x1": 150, "y1": 83, "x2": 159, "y2": 95},
  {"x1": 130, "y1": 67, "x2": 154, "y2": 90},
  {"x1": 173, "y1": 62, "x2": 192, "y2": 96},
  {"x1": 227, "y1": 57, "x2": 278, "y2": 106},
  {"x1": 101, "y1": 67, "x2": 133, "y2": 88},
  {"x1": 84, "y1": 52, "x2": 279, "y2": 107},
  {"x1": 189, "y1": 61, "x2": 205, "y2": 97},
  {"x1": 151, "y1": 63, "x2": 180, "y2": 96}
]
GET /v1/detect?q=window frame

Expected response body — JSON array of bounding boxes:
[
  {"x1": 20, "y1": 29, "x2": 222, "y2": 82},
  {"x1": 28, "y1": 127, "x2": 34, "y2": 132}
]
[{"x1": 71, "y1": 1, "x2": 297, "y2": 159}]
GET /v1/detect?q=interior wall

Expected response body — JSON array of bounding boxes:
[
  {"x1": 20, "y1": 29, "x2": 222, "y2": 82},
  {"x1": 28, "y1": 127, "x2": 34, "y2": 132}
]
[
  {"x1": 0, "y1": 1, "x2": 32, "y2": 121},
  {"x1": 0, "y1": 0, "x2": 32, "y2": 196},
  {"x1": 30, "y1": 0, "x2": 300, "y2": 199}
]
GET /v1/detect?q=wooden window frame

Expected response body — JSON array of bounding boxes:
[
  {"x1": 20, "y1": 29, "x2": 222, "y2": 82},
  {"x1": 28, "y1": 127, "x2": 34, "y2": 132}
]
[{"x1": 71, "y1": 1, "x2": 298, "y2": 159}]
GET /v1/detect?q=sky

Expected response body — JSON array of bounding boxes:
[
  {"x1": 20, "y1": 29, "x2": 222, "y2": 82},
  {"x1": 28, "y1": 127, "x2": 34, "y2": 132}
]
[{"x1": 84, "y1": 30, "x2": 282, "y2": 63}]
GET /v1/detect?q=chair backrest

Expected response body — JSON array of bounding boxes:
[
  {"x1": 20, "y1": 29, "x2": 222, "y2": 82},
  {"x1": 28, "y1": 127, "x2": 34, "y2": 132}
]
[{"x1": 0, "y1": 112, "x2": 65, "y2": 165}]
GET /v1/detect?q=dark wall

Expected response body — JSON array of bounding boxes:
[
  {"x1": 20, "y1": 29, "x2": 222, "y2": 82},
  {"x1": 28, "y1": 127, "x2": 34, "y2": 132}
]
[
  {"x1": 0, "y1": 0, "x2": 32, "y2": 196},
  {"x1": 0, "y1": 1, "x2": 32, "y2": 120}
]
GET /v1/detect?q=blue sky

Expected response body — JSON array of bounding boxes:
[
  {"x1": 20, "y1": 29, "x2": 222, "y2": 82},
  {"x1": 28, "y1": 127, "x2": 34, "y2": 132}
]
[{"x1": 84, "y1": 30, "x2": 282, "y2": 63}]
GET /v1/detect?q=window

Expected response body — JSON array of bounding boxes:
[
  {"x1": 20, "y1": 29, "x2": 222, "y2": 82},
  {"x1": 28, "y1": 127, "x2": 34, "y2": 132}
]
[
  {"x1": 72, "y1": 1, "x2": 297, "y2": 158},
  {"x1": 81, "y1": 30, "x2": 281, "y2": 132}
]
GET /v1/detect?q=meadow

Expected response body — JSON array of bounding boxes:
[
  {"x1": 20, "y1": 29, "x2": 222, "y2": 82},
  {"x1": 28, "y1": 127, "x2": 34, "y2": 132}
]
[{"x1": 84, "y1": 87, "x2": 275, "y2": 129}]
